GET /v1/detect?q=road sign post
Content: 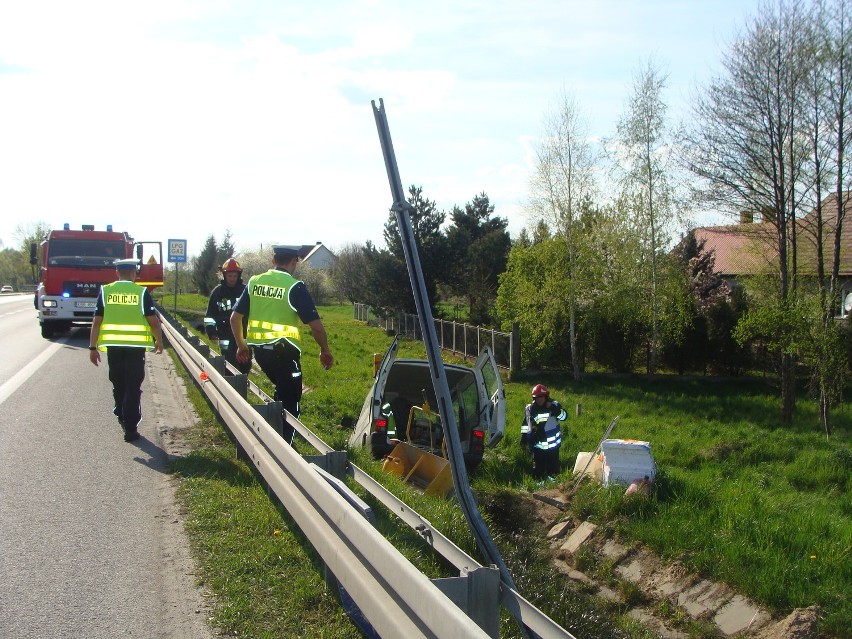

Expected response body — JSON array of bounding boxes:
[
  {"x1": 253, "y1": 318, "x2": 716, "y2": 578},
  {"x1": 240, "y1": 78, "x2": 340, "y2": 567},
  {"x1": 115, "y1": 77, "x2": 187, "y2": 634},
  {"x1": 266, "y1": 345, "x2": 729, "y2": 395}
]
[{"x1": 167, "y1": 239, "x2": 187, "y2": 313}]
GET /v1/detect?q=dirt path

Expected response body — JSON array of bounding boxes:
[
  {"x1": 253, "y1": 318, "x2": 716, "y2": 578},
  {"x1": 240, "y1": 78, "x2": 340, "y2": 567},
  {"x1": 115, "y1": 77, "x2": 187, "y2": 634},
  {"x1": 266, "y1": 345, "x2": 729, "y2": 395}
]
[{"x1": 146, "y1": 353, "x2": 220, "y2": 639}]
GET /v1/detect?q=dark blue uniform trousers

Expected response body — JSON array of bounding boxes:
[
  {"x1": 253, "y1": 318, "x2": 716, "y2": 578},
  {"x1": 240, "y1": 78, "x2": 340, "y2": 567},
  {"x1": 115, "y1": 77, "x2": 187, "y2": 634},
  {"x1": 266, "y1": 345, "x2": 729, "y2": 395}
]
[
  {"x1": 253, "y1": 343, "x2": 302, "y2": 444},
  {"x1": 107, "y1": 346, "x2": 146, "y2": 431}
]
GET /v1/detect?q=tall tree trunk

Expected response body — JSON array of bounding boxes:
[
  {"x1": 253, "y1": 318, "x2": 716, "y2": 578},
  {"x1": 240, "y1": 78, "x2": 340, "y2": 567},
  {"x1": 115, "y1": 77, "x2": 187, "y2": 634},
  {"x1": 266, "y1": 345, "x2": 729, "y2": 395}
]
[
  {"x1": 569, "y1": 304, "x2": 580, "y2": 381},
  {"x1": 781, "y1": 352, "x2": 796, "y2": 424},
  {"x1": 820, "y1": 381, "x2": 832, "y2": 437}
]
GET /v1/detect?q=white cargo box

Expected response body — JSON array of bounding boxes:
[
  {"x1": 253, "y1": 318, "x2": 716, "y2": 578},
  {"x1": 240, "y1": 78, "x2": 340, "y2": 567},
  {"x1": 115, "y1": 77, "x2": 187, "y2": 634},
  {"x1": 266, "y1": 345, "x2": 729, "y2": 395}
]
[
  {"x1": 601, "y1": 439, "x2": 656, "y2": 487},
  {"x1": 572, "y1": 451, "x2": 603, "y2": 482}
]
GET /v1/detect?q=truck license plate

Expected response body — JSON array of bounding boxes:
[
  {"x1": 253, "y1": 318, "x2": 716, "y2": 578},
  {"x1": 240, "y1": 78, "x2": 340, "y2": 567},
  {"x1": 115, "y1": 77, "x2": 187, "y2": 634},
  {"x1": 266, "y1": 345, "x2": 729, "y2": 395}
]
[{"x1": 76, "y1": 301, "x2": 96, "y2": 308}]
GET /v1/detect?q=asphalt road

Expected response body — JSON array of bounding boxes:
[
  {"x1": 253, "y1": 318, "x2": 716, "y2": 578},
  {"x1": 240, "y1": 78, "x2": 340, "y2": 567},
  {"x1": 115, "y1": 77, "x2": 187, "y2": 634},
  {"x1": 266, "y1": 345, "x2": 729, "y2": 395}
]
[{"x1": 0, "y1": 296, "x2": 213, "y2": 639}]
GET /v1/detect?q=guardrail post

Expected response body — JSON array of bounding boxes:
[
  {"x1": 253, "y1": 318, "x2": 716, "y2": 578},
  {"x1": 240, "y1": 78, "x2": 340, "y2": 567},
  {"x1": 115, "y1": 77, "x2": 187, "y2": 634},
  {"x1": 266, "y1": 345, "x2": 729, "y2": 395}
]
[
  {"x1": 253, "y1": 401, "x2": 284, "y2": 438},
  {"x1": 210, "y1": 354, "x2": 226, "y2": 375},
  {"x1": 225, "y1": 374, "x2": 248, "y2": 399},
  {"x1": 432, "y1": 565, "x2": 501, "y2": 638},
  {"x1": 304, "y1": 451, "x2": 348, "y2": 481}
]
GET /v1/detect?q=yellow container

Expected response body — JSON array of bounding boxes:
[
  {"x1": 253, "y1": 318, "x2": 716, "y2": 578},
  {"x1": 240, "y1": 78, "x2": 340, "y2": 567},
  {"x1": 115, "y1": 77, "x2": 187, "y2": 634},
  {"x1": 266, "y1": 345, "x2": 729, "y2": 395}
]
[
  {"x1": 382, "y1": 441, "x2": 453, "y2": 498},
  {"x1": 382, "y1": 455, "x2": 406, "y2": 478}
]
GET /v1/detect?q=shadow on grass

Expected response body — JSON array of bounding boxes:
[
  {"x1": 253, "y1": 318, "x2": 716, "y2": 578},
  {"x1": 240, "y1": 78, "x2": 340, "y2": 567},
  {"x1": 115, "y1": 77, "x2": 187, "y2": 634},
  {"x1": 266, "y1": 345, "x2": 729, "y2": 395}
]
[{"x1": 170, "y1": 447, "x2": 257, "y2": 487}]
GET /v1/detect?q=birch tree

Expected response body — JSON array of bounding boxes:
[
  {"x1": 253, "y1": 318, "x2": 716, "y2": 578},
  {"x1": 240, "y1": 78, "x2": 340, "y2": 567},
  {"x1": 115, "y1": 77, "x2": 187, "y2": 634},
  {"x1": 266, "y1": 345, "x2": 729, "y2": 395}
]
[
  {"x1": 528, "y1": 92, "x2": 598, "y2": 379},
  {"x1": 609, "y1": 59, "x2": 685, "y2": 373}
]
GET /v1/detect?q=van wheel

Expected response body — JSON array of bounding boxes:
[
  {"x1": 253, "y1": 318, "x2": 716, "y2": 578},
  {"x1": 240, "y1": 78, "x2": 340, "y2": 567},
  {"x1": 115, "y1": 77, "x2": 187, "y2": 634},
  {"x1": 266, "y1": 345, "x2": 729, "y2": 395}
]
[{"x1": 40, "y1": 323, "x2": 54, "y2": 339}]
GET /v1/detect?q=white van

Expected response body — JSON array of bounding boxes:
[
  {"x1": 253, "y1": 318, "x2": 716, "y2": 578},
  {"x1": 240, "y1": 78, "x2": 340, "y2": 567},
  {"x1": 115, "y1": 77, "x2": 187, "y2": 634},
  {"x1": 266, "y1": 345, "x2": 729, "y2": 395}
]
[{"x1": 348, "y1": 336, "x2": 506, "y2": 469}]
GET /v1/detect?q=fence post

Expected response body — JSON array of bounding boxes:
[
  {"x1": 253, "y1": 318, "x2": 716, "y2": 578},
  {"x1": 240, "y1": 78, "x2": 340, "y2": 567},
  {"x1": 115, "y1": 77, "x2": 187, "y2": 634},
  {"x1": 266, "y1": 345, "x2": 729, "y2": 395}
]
[
  {"x1": 464, "y1": 323, "x2": 468, "y2": 358},
  {"x1": 510, "y1": 322, "x2": 520, "y2": 379}
]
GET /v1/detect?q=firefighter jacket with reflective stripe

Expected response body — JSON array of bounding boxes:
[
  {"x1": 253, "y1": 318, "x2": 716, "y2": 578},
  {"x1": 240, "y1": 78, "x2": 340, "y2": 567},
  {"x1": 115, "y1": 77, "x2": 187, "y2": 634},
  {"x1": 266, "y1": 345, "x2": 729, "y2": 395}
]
[
  {"x1": 381, "y1": 402, "x2": 397, "y2": 437},
  {"x1": 204, "y1": 281, "x2": 245, "y2": 341},
  {"x1": 96, "y1": 281, "x2": 154, "y2": 351},
  {"x1": 522, "y1": 400, "x2": 566, "y2": 450},
  {"x1": 245, "y1": 269, "x2": 302, "y2": 350}
]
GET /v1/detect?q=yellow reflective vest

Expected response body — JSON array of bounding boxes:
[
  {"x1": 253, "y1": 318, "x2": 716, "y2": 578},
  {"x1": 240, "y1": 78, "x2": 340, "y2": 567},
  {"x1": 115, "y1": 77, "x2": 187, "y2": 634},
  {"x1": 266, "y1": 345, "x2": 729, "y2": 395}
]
[
  {"x1": 96, "y1": 281, "x2": 154, "y2": 351},
  {"x1": 245, "y1": 269, "x2": 302, "y2": 350}
]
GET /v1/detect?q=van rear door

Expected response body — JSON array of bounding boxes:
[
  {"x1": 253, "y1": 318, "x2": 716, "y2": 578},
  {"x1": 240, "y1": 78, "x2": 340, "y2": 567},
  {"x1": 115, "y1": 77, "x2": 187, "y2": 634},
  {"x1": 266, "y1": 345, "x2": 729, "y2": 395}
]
[
  {"x1": 474, "y1": 346, "x2": 505, "y2": 447},
  {"x1": 373, "y1": 335, "x2": 400, "y2": 397},
  {"x1": 349, "y1": 336, "x2": 400, "y2": 448}
]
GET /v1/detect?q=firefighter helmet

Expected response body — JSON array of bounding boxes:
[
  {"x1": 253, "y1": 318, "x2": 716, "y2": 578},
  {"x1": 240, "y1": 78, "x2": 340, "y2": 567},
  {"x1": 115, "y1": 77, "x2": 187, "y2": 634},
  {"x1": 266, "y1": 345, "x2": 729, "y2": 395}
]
[
  {"x1": 221, "y1": 258, "x2": 242, "y2": 273},
  {"x1": 531, "y1": 383, "x2": 549, "y2": 398}
]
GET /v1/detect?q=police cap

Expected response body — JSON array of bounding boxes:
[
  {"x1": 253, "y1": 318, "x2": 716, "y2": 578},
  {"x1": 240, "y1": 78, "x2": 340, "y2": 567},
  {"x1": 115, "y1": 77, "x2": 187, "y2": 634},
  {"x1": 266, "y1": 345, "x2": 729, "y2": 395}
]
[
  {"x1": 113, "y1": 258, "x2": 140, "y2": 269},
  {"x1": 272, "y1": 245, "x2": 301, "y2": 259}
]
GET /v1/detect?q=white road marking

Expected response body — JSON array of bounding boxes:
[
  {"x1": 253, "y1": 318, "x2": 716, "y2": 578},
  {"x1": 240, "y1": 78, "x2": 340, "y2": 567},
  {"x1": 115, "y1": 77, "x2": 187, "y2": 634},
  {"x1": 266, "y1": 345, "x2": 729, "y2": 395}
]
[{"x1": 0, "y1": 338, "x2": 70, "y2": 406}]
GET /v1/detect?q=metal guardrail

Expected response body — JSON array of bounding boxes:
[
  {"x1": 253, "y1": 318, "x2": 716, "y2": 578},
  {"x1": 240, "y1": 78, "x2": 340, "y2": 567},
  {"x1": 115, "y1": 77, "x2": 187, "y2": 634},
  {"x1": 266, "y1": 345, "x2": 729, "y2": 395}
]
[{"x1": 157, "y1": 308, "x2": 576, "y2": 639}]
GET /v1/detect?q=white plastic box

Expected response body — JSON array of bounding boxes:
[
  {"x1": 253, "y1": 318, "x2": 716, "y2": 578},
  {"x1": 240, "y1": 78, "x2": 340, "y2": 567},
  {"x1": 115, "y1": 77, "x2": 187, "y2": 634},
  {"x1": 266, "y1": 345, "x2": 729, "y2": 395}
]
[{"x1": 600, "y1": 439, "x2": 656, "y2": 487}]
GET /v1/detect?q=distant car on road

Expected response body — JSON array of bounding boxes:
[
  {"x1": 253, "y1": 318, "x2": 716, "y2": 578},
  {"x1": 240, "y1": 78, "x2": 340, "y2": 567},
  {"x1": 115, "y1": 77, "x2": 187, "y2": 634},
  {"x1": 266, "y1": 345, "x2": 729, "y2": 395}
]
[{"x1": 0, "y1": 285, "x2": 13, "y2": 293}]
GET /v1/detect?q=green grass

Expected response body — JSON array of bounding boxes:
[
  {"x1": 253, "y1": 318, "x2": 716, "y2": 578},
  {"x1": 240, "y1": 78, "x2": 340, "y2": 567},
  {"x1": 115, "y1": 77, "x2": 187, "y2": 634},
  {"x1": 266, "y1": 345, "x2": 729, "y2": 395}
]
[
  {"x1": 485, "y1": 372, "x2": 851, "y2": 637},
  {"x1": 165, "y1": 299, "x2": 852, "y2": 638}
]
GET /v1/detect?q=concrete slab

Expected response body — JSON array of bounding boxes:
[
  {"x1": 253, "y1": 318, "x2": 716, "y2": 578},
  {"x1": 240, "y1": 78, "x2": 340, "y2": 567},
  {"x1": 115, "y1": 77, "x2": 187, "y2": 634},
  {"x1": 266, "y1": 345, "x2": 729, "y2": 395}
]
[
  {"x1": 655, "y1": 575, "x2": 689, "y2": 597},
  {"x1": 696, "y1": 582, "x2": 731, "y2": 607},
  {"x1": 600, "y1": 540, "x2": 629, "y2": 562},
  {"x1": 597, "y1": 584, "x2": 620, "y2": 602},
  {"x1": 560, "y1": 521, "x2": 597, "y2": 555},
  {"x1": 678, "y1": 580, "x2": 717, "y2": 617},
  {"x1": 645, "y1": 562, "x2": 693, "y2": 599},
  {"x1": 547, "y1": 519, "x2": 573, "y2": 540},
  {"x1": 714, "y1": 595, "x2": 771, "y2": 636},
  {"x1": 627, "y1": 608, "x2": 688, "y2": 639},
  {"x1": 615, "y1": 557, "x2": 644, "y2": 584},
  {"x1": 567, "y1": 570, "x2": 593, "y2": 584}
]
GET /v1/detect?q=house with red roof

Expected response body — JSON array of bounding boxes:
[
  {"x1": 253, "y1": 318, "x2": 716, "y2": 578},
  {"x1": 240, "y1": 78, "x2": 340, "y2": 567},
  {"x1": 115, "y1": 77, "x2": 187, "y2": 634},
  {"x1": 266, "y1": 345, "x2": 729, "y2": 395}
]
[{"x1": 694, "y1": 193, "x2": 852, "y2": 317}]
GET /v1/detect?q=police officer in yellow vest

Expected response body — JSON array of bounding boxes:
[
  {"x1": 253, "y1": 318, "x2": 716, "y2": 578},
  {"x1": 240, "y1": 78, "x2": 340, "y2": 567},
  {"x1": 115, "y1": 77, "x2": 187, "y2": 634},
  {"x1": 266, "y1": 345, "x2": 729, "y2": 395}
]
[
  {"x1": 230, "y1": 244, "x2": 333, "y2": 444},
  {"x1": 88, "y1": 258, "x2": 164, "y2": 442}
]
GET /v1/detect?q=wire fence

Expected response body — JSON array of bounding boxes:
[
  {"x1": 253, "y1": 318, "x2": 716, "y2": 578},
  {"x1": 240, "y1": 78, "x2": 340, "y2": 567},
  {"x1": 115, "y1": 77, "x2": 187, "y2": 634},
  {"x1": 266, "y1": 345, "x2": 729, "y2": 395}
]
[{"x1": 353, "y1": 303, "x2": 518, "y2": 372}]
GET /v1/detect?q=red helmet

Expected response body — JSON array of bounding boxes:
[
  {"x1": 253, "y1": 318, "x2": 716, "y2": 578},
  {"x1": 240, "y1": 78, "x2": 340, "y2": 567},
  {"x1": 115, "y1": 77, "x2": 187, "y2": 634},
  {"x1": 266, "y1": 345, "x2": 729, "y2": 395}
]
[
  {"x1": 531, "y1": 384, "x2": 549, "y2": 398},
  {"x1": 221, "y1": 258, "x2": 242, "y2": 273}
]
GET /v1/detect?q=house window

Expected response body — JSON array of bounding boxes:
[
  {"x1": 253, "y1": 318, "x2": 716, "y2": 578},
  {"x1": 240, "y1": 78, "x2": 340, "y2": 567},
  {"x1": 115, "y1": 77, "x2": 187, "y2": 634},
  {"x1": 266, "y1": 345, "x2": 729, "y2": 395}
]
[{"x1": 841, "y1": 290, "x2": 852, "y2": 318}]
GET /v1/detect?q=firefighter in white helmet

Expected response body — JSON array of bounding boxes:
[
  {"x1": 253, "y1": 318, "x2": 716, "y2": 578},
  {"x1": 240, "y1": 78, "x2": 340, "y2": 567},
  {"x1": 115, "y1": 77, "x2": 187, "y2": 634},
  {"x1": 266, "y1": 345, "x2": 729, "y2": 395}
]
[{"x1": 521, "y1": 383, "x2": 567, "y2": 480}]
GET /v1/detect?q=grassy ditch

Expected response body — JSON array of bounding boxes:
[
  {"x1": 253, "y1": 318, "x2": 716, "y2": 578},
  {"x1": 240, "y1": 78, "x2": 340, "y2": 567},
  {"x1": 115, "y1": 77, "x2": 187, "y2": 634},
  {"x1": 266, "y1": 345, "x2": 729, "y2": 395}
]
[{"x1": 164, "y1": 300, "x2": 851, "y2": 638}]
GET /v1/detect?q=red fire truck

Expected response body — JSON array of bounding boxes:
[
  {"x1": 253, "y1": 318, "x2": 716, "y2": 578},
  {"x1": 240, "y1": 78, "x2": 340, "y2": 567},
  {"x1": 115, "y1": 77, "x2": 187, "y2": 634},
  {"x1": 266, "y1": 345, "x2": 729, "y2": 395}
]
[{"x1": 30, "y1": 224, "x2": 164, "y2": 339}]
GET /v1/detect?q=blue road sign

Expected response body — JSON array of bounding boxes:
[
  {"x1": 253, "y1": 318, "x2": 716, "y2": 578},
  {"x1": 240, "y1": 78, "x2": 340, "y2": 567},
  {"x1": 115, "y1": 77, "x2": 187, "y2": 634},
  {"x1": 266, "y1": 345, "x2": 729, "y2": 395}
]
[{"x1": 167, "y1": 239, "x2": 187, "y2": 263}]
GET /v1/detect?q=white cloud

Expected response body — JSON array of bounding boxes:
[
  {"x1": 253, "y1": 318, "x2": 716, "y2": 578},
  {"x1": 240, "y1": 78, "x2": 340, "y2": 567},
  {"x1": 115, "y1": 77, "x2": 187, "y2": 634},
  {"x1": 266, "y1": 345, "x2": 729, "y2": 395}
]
[{"x1": 0, "y1": 0, "x2": 763, "y2": 255}]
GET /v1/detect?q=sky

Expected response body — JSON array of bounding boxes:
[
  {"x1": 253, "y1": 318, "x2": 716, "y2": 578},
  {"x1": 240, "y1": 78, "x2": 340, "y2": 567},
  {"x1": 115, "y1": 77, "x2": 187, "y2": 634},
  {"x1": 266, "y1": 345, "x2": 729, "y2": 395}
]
[{"x1": 0, "y1": 0, "x2": 764, "y2": 260}]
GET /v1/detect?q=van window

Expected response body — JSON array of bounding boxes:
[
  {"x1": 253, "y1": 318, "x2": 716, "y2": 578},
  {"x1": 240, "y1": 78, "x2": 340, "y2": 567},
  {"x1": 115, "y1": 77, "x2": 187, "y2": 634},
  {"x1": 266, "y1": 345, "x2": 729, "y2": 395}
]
[{"x1": 457, "y1": 381, "x2": 479, "y2": 442}]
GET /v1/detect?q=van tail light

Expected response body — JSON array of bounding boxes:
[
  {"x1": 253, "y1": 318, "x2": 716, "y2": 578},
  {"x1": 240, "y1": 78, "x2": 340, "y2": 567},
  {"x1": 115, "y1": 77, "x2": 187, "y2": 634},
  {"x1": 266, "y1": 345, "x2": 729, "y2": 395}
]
[
  {"x1": 471, "y1": 429, "x2": 485, "y2": 454},
  {"x1": 373, "y1": 418, "x2": 388, "y2": 433}
]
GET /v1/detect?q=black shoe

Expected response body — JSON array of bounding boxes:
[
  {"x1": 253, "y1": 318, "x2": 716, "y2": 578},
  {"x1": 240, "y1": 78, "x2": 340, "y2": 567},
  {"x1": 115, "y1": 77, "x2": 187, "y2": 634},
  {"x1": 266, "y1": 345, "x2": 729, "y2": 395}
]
[{"x1": 124, "y1": 428, "x2": 140, "y2": 442}]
